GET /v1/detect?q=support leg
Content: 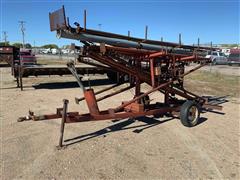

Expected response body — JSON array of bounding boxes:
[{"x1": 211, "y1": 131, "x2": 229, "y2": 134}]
[
  {"x1": 57, "y1": 99, "x2": 69, "y2": 149},
  {"x1": 164, "y1": 88, "x2": 169, "y2": 105},
  {"x1": 18, "y1": 65, "x2": 23, "y2": 91},
  {"x1": 16, "y1": 77, "x2": 20, "y2": 88},
  {"x1": 150, "y1": 58, "x2": 155, "y2": 87},
  {"x1": 135, "y1": 77, "x2": 141, "y2": 103}
]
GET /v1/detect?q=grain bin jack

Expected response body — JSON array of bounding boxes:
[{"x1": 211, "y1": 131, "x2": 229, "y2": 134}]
[{"x1": 18, "y1": 6, "x2": 222, "y2": 148}]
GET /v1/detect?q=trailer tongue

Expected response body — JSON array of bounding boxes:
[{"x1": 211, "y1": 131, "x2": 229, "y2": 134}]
[{"x1": 18, "y1": 6, "x2": 222, "y2": 148}]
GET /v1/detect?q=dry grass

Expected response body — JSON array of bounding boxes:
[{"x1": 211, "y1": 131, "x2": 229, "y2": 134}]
[
  {"x1": 185, "y1": 70, "x2": 240, "y2": 98},
  {"x1": 37, "y1": 58, "x2": 69, "y2": 65}
]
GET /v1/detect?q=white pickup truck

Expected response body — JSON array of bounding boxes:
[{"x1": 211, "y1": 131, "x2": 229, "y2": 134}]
[{"x1": 205, "y1": 51, "x2": 228, "y2": 65}]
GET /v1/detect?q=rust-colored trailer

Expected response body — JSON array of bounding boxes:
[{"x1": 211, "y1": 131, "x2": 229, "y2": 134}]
[{"x1": 19, "y1": 6, "x2": 222, "y2": 148}]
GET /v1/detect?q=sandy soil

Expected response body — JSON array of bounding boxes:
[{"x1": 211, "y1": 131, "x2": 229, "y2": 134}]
[{"x1": 1, "y1": 67, "x2": 240, "y2": 179}]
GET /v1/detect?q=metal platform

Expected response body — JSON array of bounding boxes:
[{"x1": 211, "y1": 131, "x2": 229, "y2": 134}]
[{"x1": 15, "y1": 64, "x2": 113, "y2": 90}]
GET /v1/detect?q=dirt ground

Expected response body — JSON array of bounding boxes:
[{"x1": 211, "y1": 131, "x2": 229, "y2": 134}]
[
  {"x1": 1, "y1": 66, "x2": 240, "y2": 179},
  {"x1": 186, "y1": 64, "x2": 240, "y2": 76}
]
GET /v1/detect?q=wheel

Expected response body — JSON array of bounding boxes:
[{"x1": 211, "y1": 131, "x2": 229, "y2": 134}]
[
  {"x1": 180, "y1": 101, "x2": 201, "y2": 127},
  {"x1": 212, "y1": 59, "x2": 216, "y2": 65}
]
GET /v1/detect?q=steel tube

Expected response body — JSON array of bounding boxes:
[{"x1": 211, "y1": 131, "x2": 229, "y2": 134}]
[
  {"x1": 97, "y1": 85, "x2": 133, "y2": 102},
  {"x1": 114, "y1": 63, "x2": 206, "y2": 112},
  {"x1": 58, "y1": 99, "x2": 68, "y2": 148},
  {"x1": 84, "y1": 89, "x2": 100, "y2": 115},
  {"x1": 57, "y1": 30, "x2": 172, "y2": 51}
]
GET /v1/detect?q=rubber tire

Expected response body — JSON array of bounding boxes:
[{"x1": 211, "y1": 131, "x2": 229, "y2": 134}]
[
  {"x1": 212, "y1": 59, "x2": 217, "y2": 65},
  {"x1": 180, "y1": 101, "x2": 201, "y2": 127}
]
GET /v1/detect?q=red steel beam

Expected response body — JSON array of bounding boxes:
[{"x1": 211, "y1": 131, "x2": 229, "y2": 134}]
[
  {"x1": 113, "y1": 63, "x2": 207, "y2": 112},
  {"x1": 66, "y1": 106, "x2": 180, "y2": 123},
  {"x1": 89, "y1": 52, "x2": 151, "y2": 84},
  {"x1": 96, "y1": 85, "x2": 134, "y2": 102}
]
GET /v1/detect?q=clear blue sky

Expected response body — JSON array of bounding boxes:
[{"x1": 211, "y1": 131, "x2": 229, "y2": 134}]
[{"x1": 1, "y1": 0, "x2": 239, "y2": 47}]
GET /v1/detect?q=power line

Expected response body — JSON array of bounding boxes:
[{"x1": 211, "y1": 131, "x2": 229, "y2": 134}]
[{"x1": 19, "y1": 21, "x2": 26, "y2": 49}]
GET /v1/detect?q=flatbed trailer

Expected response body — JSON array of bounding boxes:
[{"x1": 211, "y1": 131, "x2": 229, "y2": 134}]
[{"x1": 15, "y1": 64, "x2": 114, "y2": 90}]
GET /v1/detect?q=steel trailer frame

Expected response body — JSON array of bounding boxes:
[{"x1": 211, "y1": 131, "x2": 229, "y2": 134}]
[{"x1": 18, "y1": 6, "x2": 223, "y2": 148}]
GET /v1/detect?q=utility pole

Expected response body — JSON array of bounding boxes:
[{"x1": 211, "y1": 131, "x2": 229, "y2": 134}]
[
  {"x1": 98, "y1": 23, "x2": 102, "y2": 30},
  {"x1": 179, "y1": 33, "x2": 182, "y2": 46},
  {"x1": 145, "y1": 25, "x2": 148, "y2": 40},
  {"x1": 2, "y1": 31, "x2": 8, "y2": 45},
  {"x1": 19, "y1": 21, "x2": 26, "y2": 49},
  {"x1": 33, "y1": 40, "x2": 36, "y2": 53}
]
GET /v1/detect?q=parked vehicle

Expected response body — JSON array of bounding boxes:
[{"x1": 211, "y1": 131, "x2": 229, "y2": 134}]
[
  {"x1": 51, "y1": 48, "x2": 59, "y2": 55},
  {"x1": 0, "y1": 46, "x2": 19, "y2": 66},
  {"x1": 221, "y1": 48, "x2": 231, "y2": 56},
  {"x1": 61, "y1": 49, "x2": 70, "y2": 54},
  {"x1": 228, "y1": 49, "x2": 240, "y2": 66},
  {"x1": 41, "y1": 48, "x2": 51, "y2": 54},
  {"x1": 205, "y1": 51, "x2": 228, "y2": 65},
  {"x1": 20, "y1": 49, "x2": 36, "y2": 65}
]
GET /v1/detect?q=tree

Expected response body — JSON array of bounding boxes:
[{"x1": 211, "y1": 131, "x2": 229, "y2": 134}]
[
  {"x1": 62, "y1": 45, "x2": 71, "y2": 49},
  {"x1": 41, "y1": 44, "x2": 59, "y2": 49},
  {"x1": 25, "y1": 43, "x2": 32, "y2": 49},
  {"x1": 221, "y1": 44, "x2": 239, "y2": 48},
  {"x1": 0, "y1": 41, "x2": 10, "y2": 46},
  {"x1": 12, "y1": 42, "x2": 23, "y2": 48}
]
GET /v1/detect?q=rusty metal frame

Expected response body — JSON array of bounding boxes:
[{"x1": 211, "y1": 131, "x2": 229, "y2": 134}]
[
  {"x1": 49, "y1": 5, "x2": 67, "y2": 31},
  {"x1": 18, "y1": 7, "x2": 223, "y2": 148}
]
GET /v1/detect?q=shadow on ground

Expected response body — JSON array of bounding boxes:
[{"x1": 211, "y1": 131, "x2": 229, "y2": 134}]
[
  {"x1": 202, "y1": 95, "x2": 229, "y2": 115},
  {"x1": 32, "y1": 78, "x2": 116, "y2": 89},
  {"x1": 0, "y1": 64, "x2": 11, "y2": 67},
  {"x1": 61, "y1": 95, "x2": 229, "y2": 147},
  {"x1": 63, "y1": 116, "x2": 174, "y2": 147}
]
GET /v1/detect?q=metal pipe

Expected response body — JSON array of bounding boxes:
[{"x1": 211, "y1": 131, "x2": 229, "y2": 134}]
[
  {"x1": 76, "y1": 83, "x2": 123, "y2": 103},
  {"x1": 84, "y1": 89, "x2": 100, "y2": 115},
  {"x1": 57, "y1": 30, "x2": 167, "y2": 51},
  {"x1": 114, "y1": 63, "x2": 206, "y2": 112},
  {"x1": 148, "y1": 51, "x2": 166, "y2": 58},
  {"x1": 114, "y1": 81, "x2": 172, "y2": 112},
  {"x1": 97, "y1": 85, "x2": 133, "y2": 102},
  {"x1": 50, "y1": 6, "x2": 216, "y2": 51},
  {"x1": 150, "y1": 59, "x2": 155, "y2": 87},
  {"x1": 58, "y1": 99, "x2": 68, "y2": 148},
  {"x1": 67, "y1": 62, "x2": 85, "y2": 92}
]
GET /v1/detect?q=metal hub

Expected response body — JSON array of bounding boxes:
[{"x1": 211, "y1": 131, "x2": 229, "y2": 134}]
[{"x1": 188, "y1": 105, "x2": 198, "y2": 123}]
